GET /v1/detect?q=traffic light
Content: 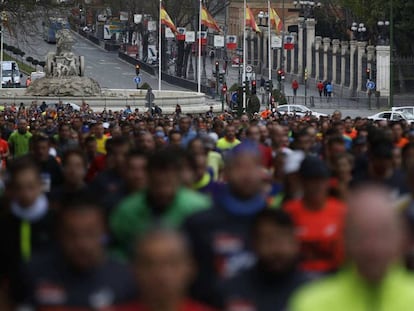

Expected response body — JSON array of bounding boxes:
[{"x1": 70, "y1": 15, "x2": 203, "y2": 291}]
[
  {"x1": 11, "y1": 63, "x2": 16, "y2": 71},
  {"x1": 135, "y1": 64, "x2": 140, "y2": 75},
  {"x1": 265, "y1": 80, "x2": 273, "y2": 92},
  {"x1": 222, "y1": 83, "x2": 227, "y2": 94},
  {"x1": 218, "y1": 73, "x2": 224, "y2": 84},
  {"x1": 366, "y1": 68, "x2": 371, "y2": 80},
  {"x1": 215, "y1": 61, "x2": 219, "y2": 74},
  {"x1": 251, "y1": 80, "x2": 257, "y2": 95},
  {"x1": 277, "y1": 69, "x2": 283, "y2": 82}
]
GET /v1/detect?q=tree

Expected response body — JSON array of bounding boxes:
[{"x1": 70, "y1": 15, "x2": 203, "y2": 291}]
[{"x1": 335, "y1": 0, "x2": 414, "y2": 55}]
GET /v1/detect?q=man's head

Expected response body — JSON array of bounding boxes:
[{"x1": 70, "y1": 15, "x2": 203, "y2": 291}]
[
  {"x1": 299, "y1": 156, "x2": 330, "y2": 205},
  {"x1": 346, "y1": 184, "x2": 406, "y2": 283},
  {"x1": 61, "y1": 149, "x2": 87, "y2": 187},
  {"x1": 30, "y1": 134, "x2": 50, "y2": 162},
  {"x1": 17, "y1": 118, "x2": 28, "y2": 134},
  {"x1": 58, "y1": 123, "x2": 72, "y2": 141},
  {"x1": 136, "y1": 131, "x2": 156, "y2": 154},
  {"x1": 246, "y1": 125, "x2": 261, "y2": 143},
  {"x1": 224, "y1": 125, "x2": 237, "y2": 141},
  {"x1": 133, "y1": 228, "x2": 194, "y2": 305},
  {"x1": 6, "y1": 156, "x2": 43, "y2": 208},
  {"x1": 369, "y1": 140, "x2": 394, "y2": 178},
  {"x1": 178, "y1": 116, "x2": 191, "y2": 133},
  {"x1": 169, "y1": 130, "x2": 182, "y2": 147},
  {"x1": 58, "y1": 194, "x2": 106, "y2": 271},
  {"x1": 146, "y1": 149, "x2": 182, "y2": 209},
  {"x1": 224, "y1": 142, "x2": 263, "y2": 199},
  {"x1": 106, "y1": 137, "x2": 131, "y2": 172},
  {"x1": 124, "y1": 150, "x2": 148, "y2": 192},
  {"x1": 252, "y1": 209, "x2": 299, "y2": 275},
  {"x1": 391, "y1": 122, "x2": 404, "y2": 141}
]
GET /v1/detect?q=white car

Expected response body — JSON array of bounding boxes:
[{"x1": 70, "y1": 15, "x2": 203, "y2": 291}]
[
  {"x1": 47, "y1": 102, "x2": 81, "y2": 111},
  {"x1": 392, "y1": 106, "x2": 414, "y2": 115},
  {"x1": 367, "y1": 110, "x2": 414, "y2": 123},
  {"x1": 276, "y1": 104, "x2": 327, "y2": 118}
]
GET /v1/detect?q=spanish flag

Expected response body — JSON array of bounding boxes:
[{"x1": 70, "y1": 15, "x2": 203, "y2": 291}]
[
  {"x1": 201, "y1": 6, "x2": 221, "y2": 33},
  {"x1": 246, "y1": 5, "x2": 260, "y2": 33},
  {"x1": 160, "y1": 5, "x2": 177, "y2": 34},
  {"x1": 269, "y1": 7, "x2": 283, "y2": 34}
]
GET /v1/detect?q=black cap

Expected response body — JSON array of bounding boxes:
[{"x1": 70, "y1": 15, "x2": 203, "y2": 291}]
[
  {"x1": 354, "y1": 135, "x2": 367, "y2": 145},
  {"x1": 299, "y1": 156, "x2": 330, "y2": 179}
]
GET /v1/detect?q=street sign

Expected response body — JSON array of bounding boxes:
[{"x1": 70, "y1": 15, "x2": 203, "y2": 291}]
[
  {"x1": 214, "y1": 35, "x2": 225, "y2": 48},
  {"x1": 366, "y1": 81, "x2": 376, "y2": 90},
  {"x1": 185, "y1": 31, "x2": 195, "y2": 43},
  {"x1": 165, "y1": 27, "x2": 175, "y2": 38},
  {"x1": 284, "y1": 34, "x2": 295, "y2": 50},
  {"x1": 177, "y1": 28, "x2": 186, "y2": 41},
  {"x1": 271, "y1": 36, "x2": 282, "y2": 49},
  {"x1": 246, "y1": 65, "x2": 253, "y2": 73},
  {"x1": 134, "y1": 76, "x2": 142, "y2": 84},
  {"x1": 226, "y1": 35, "x2": 237, "y2": 50},
  {"x1": 231, "y1": 91, "x2": 238, "y2": 103}
]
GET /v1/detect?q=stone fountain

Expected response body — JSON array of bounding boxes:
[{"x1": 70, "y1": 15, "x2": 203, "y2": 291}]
[{"x1": 26, "y1": 29, "x2": 101, "y2": 96}]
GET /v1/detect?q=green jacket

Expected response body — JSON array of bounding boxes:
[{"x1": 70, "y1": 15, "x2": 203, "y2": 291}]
[
  {"x1": 289, "y1": 264, "x2": 414, "y2": 311},
  {"x1": 110, "y1": 187, "x2": 211, "y2": 259}
]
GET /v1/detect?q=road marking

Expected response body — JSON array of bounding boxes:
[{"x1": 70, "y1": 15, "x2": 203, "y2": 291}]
[{"x1": 114, "y1": 67, "x2": 121, "y2": 70}]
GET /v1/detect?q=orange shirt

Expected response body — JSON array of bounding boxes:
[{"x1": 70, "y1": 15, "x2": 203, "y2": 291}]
[
  {"x1": 395, "y1": 137, "x2": 409, "y2": 148},
  {"x1": 283, "y1": 197, "x2": 347, "y2": 273}
]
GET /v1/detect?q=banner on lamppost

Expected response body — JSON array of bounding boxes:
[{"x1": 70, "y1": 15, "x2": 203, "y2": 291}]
[
  {"x1": 120, "y1": 11, "x2": 129, "y2": 21},
  {"x1": 197, "y1": 31, "x2": 207, "y2": 45},
  {"x1": 176, "y1": 27, "x2": 186, "y2": 41},
  {"x1": 284, "y1": 34, "x2": 295, "y2": 50},
  {"x1": 271, "y1": 35, "x2": 282, "y2": 49},
  {"x1": 226, "y1": 35, "x2": 237, "y2": 50},
  {"x1": 214, "y1": 35, "x2": 225, "y2": 47},
  {"x1": 165, "y1": 27, "x2": 175, "y2": 38},
  {"x1": 185, "y1": 31, "x2": 196, "y2": 43},
  {"x1": 147, "y1": 21, "x2": 157, "y2": 31},
  {"x1": 134, "y1": 14, "x2": 142, "y2": 24}
]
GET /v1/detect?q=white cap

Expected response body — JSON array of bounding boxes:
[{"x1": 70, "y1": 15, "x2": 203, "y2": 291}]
[
  {"x1": 208, "y1": 132, "x2": 219, "y2": 143},
  {"x1": 284, "y1": 150, "x2": 305, "y2": 174},
  {"x1": 103, "y1": 122, "x2": 110, "y2": 129}
]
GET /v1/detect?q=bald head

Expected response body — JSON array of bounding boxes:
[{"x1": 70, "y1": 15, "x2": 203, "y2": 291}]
[
  {"x1": 134, "y1": 228, "x2": 194, "y2": 304},
  {"x1": 346, "y1": 184, "x2": 406, "y2": 283}
]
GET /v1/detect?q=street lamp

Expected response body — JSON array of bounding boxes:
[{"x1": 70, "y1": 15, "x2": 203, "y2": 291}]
[
  {"x1": 350, "y1": 22, "x2": 367, "y2": 41},
  {"x1": 257, "y1": 11, "x2": 269, "y2": 77},
  {"x1": 377, "y1": 20, "x2": 390, "y2": 45},
  {"x1": 293, "y1": 0, "x2": 321, "y2": 18}
]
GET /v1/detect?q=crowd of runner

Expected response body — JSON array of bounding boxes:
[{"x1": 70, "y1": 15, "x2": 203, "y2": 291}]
[{"x1": 1, "y1": 100, "x2": 414, "y2": 310}]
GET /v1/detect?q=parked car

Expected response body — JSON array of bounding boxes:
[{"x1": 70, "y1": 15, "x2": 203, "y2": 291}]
[
  {"x1": 47, "y1": 102, "x2": 81, "y2": 111},
  {"x1": 368, "y1": 110, "x2": 414, "y2": 123},
  {"x1": 392, "y1": 106, "x2": 414, "y2": 115},
  {"x1": 276, "y1": 104, "x2": 328, "y2": 118}
]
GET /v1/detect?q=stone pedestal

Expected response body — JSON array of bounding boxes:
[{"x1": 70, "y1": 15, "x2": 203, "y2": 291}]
[
  {"x1": 340, "y1": 41, "x2": 349, "y2": 87},
  {"x1": 332, "y1": 39, "x2": 340, "y2": 84},
  {"x1": 314, "y1": 36, "x2": 322, "y2": 81},
  {"x1": 323, "y1": 37, "x2": 331, "y2": 81},
  {"x1": 297, "y1": 17, "x2": 305, "y2": 79},
  {"x1": 26, "y1": 77, "x2": 101, "y2": 96},
  {"x1": 349, "y1": 40, "x2": 357, "y2": 92},
  {"x1": 376, "y1": 45, "x2": 390, "y2": 97},
  {"x1": 291, "y1": 33, "x2": 297, "y2": 75},
  {"x1": 305, "y1": 18, "x2": 316, "y2": 77},
  {"x1": 356, "y1": 41, "x2": 367, "y2": 92}
]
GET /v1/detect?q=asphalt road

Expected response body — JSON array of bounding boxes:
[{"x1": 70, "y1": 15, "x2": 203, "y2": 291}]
[{"x1": 3, "y1": 24, "x2": 184, "y2": 91}]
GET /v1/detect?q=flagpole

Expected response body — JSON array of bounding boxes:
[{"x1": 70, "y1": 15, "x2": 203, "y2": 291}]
[
  {"x1": 158, "y1": 0, "x2": 162, "y2": 91},
  {"x1": 268, "y1": 0, "x2": 272, "y2": 82},
  {"x1": 242, "y1": 0, "x2": 247, "y2": 111},
  {"x1": 197, "y1": 0, "x2": 202, "y2": 93}
]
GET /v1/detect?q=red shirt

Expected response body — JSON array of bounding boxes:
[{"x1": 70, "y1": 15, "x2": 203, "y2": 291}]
[
  {"x1": 115, "y1": 300, "x2": 216, "y2": 311},
  {"x1": 0, "y1": 139, "x2": 9, "y2": 169},
  {"x1": 283, "y1": 197, "x2": 346, "y2": 273}
]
